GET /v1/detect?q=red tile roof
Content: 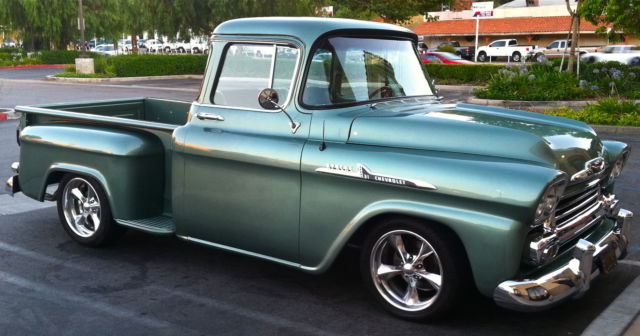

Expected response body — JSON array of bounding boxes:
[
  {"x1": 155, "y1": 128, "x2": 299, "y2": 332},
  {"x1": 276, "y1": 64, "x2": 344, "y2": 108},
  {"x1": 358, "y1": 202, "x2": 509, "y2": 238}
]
[{"x1": 414, "y1": 16, "x2": 600, "y2": 36}]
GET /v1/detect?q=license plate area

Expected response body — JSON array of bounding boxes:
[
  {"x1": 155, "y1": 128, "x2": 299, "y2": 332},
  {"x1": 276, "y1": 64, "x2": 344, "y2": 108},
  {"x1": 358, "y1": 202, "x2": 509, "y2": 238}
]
[{"x1": 599, "y1": 245, "x2": 618, "y2": 274}]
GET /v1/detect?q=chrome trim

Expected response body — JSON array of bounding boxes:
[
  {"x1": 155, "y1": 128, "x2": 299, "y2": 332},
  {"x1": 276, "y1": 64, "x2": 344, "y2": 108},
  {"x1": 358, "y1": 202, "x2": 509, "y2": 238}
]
[
  {"x1": 10, "y1": 162, "x2": 19, "y2": 174},
  {"x1": 571, "y1": 157, "x2": 606, "y2": 182},
  {"x1": 5, "y1": 175, "x2": 20, "y2": 197},
  {"x1": 196, "y1": 112, "x2": 225, "y2": 121},
  {"x1": 495, "y1": 209, "x2": 633, "y2": 312},
  {"x1": 315, "y1": 163, "x2": 437, "y2": 190}
]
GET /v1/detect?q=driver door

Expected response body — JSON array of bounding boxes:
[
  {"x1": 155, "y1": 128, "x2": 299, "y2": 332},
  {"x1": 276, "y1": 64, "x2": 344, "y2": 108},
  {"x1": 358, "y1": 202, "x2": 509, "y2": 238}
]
[{"x1": 176, "y1": 41, "x2": 309, "y2": 262}]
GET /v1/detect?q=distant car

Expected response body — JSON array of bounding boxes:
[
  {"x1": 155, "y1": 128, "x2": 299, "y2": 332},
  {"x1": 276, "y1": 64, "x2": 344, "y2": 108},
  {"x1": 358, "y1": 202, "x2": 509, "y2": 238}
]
[
  {"x1": 476, "y1": 39, "x2": 537, "y2": 62},
  {"x1": 94, "y1": 44, "x2": 118, "y2": 57},
  {"x1": 429, "y1": 41, "x2": 475, "y2": 60},
  {"x1": 141, "y1": 39, "x2": 164, "y2": 53},
  {"x1": 2, "y1": 38, "x2": 16, "y2": 47},
  {"x1": 528, "y1": 40, "x2": 599, "y2": 62},
  {"x1": 581, "y1": 45, "x2": 640, "y2": 66},
  {"x1": 421, "y1": 52, "x2": 474, "y2": 64}
]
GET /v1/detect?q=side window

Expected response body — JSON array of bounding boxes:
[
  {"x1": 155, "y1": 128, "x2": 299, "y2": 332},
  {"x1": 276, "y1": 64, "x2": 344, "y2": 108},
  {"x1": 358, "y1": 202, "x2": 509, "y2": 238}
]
[
  {"x1": 303, "y1": 48, "x2": 333, "y2": 106},
  {"x1": 508, "y1": 40, "x2": 517, "y2": 46},
  {"x1": 548, "y1": 42, "x2": 558, "y2": 49},
  {"x1": 212, "y1": 43, "x2": 298, "y2": 110}
]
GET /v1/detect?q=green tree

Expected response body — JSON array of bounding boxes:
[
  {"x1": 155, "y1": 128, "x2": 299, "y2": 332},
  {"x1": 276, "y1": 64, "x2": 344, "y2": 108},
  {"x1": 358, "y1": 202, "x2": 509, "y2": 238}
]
[
  {"x1": 330, "y1": 0, "x2": 440, "y2": 23},
  {"x1": 581, "y1": 0, "x2": 640, "y2": 39}
]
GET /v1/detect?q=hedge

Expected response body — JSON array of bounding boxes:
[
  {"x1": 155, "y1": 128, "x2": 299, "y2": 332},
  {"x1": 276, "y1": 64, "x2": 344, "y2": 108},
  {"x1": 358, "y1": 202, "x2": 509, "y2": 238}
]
[
  {"x1": 37, "y1": 50, "x2": 101, "y2": 64},
  {"x1": 102, "y1": 54, "x2": 207, "y2": 77},
  {"x1": 423, "y1": 63, "x2": 503, "y2": 85},
  {"x1": 545, "y1": 99, "x2": 640, "y2": 126}
]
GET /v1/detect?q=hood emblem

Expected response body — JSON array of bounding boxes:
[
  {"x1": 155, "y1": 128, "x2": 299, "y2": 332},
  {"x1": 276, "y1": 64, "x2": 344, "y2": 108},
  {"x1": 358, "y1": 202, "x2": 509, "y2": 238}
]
[
  {"x1": 571, "y1": 157, "x2": 606, "y2": 181},
  {"x1": 315, "y1": 163, "x2": 437, "y2": 190}
]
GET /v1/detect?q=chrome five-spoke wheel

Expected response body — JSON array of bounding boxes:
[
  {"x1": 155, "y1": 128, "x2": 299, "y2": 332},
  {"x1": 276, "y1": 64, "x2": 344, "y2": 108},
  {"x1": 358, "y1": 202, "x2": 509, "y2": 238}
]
[
  {"x1": 371, "y1": 230, "x2": 443, "y2": 311},
  {"x1": 361, "y1": 218, "x2": 469, "y2": 320},
  {"x1": 62, "y1": 177, "x2": 102, "y2": 238},
  {"x1": 57, "y1": 174, "x2": 125, "y2": 246}
]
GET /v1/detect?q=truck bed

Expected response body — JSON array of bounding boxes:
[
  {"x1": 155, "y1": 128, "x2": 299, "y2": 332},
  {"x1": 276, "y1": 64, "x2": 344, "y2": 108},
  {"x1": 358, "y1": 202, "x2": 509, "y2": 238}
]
[{"x1": 16, "y1": 97, "x2": 191, "y2": 130}]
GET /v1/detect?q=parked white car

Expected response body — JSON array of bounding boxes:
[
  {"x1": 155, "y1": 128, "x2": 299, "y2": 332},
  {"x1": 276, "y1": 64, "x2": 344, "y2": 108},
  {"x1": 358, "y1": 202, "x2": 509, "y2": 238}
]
[
  {"x1": 142, "y1": 39, "x2": 164, "y2": 53},
  {"x1": 581, "y1": 45, "x2": 640, "y2": 66},
  {"x1": 190, "y1": 37, "x2": 209, "y2": 54},
  {"x1": 476, "y1": 39, "x2": 537, "y2": 62},
  {"x1": 94, "y1": 44, "x2": 118, "y2": 57}
]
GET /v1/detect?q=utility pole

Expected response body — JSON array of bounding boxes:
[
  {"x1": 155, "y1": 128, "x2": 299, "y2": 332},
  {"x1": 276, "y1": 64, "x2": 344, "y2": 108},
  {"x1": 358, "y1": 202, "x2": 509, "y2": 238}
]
[{"x1": 78, "y1": 0, "x2": 87, "y2": 57}]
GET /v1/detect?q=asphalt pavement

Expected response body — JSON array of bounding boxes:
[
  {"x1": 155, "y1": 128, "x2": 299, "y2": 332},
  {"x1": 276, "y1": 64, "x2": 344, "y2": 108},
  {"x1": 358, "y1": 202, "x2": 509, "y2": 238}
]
[{"x1": 0, "y1": 68, "x2": 639, "y2": 335}]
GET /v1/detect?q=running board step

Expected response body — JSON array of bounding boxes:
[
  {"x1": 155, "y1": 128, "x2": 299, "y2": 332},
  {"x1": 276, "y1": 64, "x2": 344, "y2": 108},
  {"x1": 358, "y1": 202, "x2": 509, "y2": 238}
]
[{"x1": 115, "y1": 215, "x2": 175, "y2": 235}]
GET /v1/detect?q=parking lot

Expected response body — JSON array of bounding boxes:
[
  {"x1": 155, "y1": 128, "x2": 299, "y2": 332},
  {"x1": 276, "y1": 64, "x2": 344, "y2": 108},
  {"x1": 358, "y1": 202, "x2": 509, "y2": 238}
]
[{"x1": 0, "y1": 68, "x2": 639, "y2": 335}]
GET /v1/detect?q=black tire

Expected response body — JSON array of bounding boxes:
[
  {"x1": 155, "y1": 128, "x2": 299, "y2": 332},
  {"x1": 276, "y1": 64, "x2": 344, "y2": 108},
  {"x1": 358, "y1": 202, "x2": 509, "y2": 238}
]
[
  {"x1": 511, "y1": 51, "x2": 521, "y2": 62},
  {"x1": 193, "y1": 47, "x2": 200, "y2": 54},
  {"x1": 178, "y1": 47, "x2": 185, "y2": 53},
  {"x1": 631, "y1": 57, "x2": 640, "y2": 67},
  {"x1": 57, "y1": 174, "x2": 126, "y2": 247},
  {"x1": 164, "y1": 47, "x2": 171, "y2": 53},
  {"x1": 360, "y1": 217, "x2": 470, "y2": 321},
  {"x1": 478, "y1": 51, "x2": 487, "y2": 62}
]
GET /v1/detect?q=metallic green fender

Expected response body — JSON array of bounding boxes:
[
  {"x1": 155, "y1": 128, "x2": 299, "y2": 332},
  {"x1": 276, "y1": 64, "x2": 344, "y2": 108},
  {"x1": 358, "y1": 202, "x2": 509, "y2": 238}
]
[
  {"x1": 19, "y1": 124, "x2": 165, "y2": 219},
  {"x1": 302, "y1": 199, "x2": 525, "y2": 295}
]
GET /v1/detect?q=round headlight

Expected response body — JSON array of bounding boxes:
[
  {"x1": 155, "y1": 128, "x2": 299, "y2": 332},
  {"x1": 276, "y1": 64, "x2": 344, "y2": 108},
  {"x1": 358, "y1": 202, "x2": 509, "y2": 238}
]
[
  {"x1": 609, "y1": 151, "x2": 629, "y2": 182},
  {"x1": 533, "y1": 178, "x2": 567, "y2": 231}
]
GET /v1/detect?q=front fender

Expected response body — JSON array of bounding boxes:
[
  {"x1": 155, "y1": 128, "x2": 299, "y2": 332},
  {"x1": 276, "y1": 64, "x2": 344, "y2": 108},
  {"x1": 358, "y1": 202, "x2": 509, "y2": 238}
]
[{"x1": 302, "y1": 200, "x2": 527, "y2": 296}]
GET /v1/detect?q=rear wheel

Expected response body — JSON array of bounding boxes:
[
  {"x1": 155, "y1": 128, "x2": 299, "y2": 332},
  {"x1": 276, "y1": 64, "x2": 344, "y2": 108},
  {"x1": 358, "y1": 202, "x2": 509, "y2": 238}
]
[
  {"x1": 631, "y1": 57, "x2": 640, "y2": 67},
  {"x1": 57, "y1": 174, "x2": 125, "y2": 247},
  {"x1": 360, "y1": 217, "x2": 470, "y2": 320},
  {"x1": 164, "y1": 46, "x2": 171, "y2": 53},
  {"x1": 511, "y1": 51, "x2": 521, "y2": 62}
]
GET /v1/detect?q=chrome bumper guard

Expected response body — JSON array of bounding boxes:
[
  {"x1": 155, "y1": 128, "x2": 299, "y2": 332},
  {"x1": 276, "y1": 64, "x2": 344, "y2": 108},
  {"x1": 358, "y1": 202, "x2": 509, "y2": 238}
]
[
  {"x1": 4, "y1": 162, "x2": 20, "y2": 196},
  {"x1": 494, "y1": 208, "x2": 633, "y2": 312}
]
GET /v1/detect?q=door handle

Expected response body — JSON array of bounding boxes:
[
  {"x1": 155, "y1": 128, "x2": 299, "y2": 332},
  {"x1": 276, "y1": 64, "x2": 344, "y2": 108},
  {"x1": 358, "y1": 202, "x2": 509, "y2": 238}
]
[{"x1": 196, "y1": 113, "x2": 225, "y2": 121}]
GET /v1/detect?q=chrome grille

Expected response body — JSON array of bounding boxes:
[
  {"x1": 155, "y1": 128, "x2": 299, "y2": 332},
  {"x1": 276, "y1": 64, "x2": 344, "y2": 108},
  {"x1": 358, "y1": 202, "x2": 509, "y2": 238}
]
[{"x1": 554, "y1": 185, "x2": 603, "y2": 244}]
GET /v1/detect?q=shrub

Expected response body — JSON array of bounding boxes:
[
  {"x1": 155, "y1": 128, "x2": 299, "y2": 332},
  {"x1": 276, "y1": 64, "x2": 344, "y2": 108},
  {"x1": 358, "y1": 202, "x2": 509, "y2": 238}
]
[
  {"x1": 438, "y1": 44, "x2": 457, "y2": 54},
  {"x1": 475, "y1": 61, "x2": 639, "y2": 100},
  {"x1": 424, "y1": 63, "x2": 503, "y2": 85},
  {"x1": 545, "y1": 99, "x2": 640, "y2": 126},
  {"x1": 103, "y1": 54, "x2": 207, "y2": 77},
  {"x1": 37, "y1": 50, "x2": 100, "y2": 64},
  {"x1": 55, "y1": 72, "x2": 112, "y2": 78},
  {"x1": 64, "y1": 65, "x2": 76, "y2": 72}
]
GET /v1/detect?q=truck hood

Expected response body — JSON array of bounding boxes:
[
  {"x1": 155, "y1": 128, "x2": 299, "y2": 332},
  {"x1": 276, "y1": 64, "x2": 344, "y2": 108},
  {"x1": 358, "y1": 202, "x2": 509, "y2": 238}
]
[{"x1": 348, "y1": 103, "x2": 603, "y2": 176}]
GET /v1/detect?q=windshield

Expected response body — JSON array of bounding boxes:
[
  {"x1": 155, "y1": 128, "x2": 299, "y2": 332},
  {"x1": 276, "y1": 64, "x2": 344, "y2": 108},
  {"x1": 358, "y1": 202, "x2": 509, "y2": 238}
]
[{"x1": 302, "y1": 37, "x2": 433, "y2": 107}]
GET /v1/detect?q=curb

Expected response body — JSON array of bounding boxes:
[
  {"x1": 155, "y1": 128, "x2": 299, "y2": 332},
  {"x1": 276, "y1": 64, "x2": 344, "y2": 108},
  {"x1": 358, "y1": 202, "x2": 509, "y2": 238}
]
[
  {"x1": 467, "y1": 97, "x2": 640, "y2": 112},
  {"x1": 582, "y1": 275, "x2": 640, "y2": 336},
  {"x1": 592, "y1": 125, "x2": 640, "y2": 135},
  {"x1": 0, "y1": 64, "x2": 68, "y2": 70},
  {"x1": 45, "y1": 74, "x2": 204, "y2": 83}
]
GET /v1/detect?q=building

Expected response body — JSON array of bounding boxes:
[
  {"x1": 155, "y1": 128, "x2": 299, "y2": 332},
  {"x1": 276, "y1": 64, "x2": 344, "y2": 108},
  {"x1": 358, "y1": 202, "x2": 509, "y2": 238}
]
[{"x1": 414, "y1": 0, "x2": 639, "y2": 49}]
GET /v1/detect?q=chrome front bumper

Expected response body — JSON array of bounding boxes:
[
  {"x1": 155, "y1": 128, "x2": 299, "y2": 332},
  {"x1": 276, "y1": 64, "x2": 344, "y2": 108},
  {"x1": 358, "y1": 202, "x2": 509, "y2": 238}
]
[{"x1": 494, "y1": 208, "x2": 633, "y2": 312}]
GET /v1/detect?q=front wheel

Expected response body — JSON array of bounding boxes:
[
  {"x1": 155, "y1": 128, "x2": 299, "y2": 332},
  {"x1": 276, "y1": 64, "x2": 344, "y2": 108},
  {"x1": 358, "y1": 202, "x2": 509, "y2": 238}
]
[
  {"x1": 360, "y1": 217, "x2": 470, "y2": 320},
  {"x1": 57, "y1": 174, "x2": 125, "y2": 247}
]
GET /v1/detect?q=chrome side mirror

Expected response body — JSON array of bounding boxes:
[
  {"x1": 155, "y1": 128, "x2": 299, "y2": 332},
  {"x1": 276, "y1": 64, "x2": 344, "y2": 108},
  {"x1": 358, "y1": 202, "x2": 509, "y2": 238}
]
[
  {"x1": 258, "y1": 88, "x2": 280, "y2": 110},
  {"x1": 257, "y1": 88, "x2": 301, "y2": 134}
]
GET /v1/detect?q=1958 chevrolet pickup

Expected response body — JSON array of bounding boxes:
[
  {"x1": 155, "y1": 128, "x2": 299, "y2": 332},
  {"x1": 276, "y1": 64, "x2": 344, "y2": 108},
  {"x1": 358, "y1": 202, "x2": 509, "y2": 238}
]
[{"x1": 6, "y1": 17, "x2": 634, "y2": 320}]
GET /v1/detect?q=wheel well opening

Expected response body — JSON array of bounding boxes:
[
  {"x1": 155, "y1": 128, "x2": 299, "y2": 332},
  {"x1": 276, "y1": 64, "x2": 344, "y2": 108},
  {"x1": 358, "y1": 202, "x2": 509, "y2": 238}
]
[{"x1": 343, "y1": 213, "x2": 475, "y2": 288}]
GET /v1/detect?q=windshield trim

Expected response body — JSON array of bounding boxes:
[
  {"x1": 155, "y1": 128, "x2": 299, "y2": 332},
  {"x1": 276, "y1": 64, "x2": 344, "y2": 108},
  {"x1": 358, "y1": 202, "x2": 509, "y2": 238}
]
[{"x1": 299, "y1": 33, "x2": 434, "y2": 111}]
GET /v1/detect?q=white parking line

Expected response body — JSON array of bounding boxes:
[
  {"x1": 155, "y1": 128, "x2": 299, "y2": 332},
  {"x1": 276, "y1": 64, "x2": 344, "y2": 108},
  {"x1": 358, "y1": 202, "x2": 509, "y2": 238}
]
[
  {"x1": 0, "y1": 236, "x2": 343, "y2": 336},
  {"x1": 0, "y1": 270, "x2": 172, "y2": 330},
  {"x1": 0, "y1": 193, "x2": 55, "y2": 215},
  {"x1": 0, "y1": 241, "x2": 92, "y2": 272},
  {"x1": 620, "y1": 260, "x2": 640, "y2": 267}
]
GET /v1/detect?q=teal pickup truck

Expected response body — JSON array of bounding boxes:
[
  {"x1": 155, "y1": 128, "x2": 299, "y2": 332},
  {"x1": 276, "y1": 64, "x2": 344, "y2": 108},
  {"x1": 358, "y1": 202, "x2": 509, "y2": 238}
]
[{"x1": 6, "y1": 18, "x2": 634, "y2": 320}]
